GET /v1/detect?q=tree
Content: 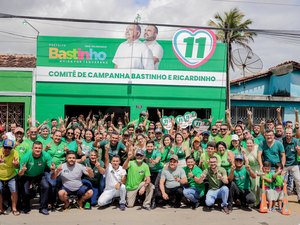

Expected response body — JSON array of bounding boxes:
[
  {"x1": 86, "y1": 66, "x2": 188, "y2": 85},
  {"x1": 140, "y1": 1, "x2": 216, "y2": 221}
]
[{"x1": 208, "y1": 7, "x2": 256, "y2": 108}]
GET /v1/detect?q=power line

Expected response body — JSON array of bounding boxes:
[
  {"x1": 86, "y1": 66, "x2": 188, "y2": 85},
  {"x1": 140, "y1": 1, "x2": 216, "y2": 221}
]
[
  {"x1": 211, "y1": 0, "x2": 300, "y2": 7},
  {"x1": 1, "y1": 13, "x2": 300, "y2": 35},
  {"x1": 0, "y1": 30, "x2": 36, "y2": 39}
]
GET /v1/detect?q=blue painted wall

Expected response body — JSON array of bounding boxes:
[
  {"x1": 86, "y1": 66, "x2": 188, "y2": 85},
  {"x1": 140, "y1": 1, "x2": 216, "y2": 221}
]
[{"x1": 231, "y1": 70, "x2": 300, "y2": 122}]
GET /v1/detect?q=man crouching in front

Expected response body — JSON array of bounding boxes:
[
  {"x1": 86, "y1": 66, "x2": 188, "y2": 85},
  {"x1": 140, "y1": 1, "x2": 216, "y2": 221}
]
[{"x1": 51, "y1": 151, "x2": 94, "y2": 210}]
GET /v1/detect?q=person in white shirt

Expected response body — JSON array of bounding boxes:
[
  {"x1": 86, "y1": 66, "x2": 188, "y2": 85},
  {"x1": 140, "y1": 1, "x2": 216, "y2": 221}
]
[
  {"x1": 5, "y1": 123, "x2": 17, "y2": 141},
  {"x1": 144, "y1": 25, "x2": 163, "y2": 70},
  {"x1": 113, "y1": 24, "x2": 154, "y2": 70},
  {"x1": 97, "y1": 148, "x2": 127, "y2": 210}
]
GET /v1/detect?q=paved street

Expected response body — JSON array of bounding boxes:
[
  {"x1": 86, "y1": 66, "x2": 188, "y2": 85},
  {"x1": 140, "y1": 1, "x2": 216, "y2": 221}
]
[{"x1": 1, "y1": 196, "x2": 299, "y2": 225}]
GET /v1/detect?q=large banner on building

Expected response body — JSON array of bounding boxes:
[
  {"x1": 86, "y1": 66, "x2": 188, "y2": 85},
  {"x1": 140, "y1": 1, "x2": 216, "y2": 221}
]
[{"x1": 36, "y1": 25, "x2": 226, "y2": 87}]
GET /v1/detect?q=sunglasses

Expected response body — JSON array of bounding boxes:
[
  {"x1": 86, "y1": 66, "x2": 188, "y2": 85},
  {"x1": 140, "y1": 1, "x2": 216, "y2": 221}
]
[
  {"x1": 220, "y1": 129, "x2": 227, "y2": 131},
  {"x1": 67, "y1": 132, "x2": 74, "y2": 135}
]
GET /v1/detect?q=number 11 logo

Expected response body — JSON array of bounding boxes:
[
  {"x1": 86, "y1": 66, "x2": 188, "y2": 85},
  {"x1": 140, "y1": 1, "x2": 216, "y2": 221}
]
[{"x1": 172, "y1": 28, "x2": 216, "y2": 68}]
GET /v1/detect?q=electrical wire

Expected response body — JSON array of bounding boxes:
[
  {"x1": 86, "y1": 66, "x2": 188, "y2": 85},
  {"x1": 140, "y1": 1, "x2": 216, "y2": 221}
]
[{"x1": 211, "y1": 0, "x2": 300, "y2": 7}]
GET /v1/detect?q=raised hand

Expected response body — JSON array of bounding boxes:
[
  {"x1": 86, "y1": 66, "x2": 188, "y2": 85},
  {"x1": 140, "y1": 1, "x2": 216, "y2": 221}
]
[
  {"x1": 21, "y1": 163, "x2": 27, "y2": 172},
  {"x1": 0, "y1": 154, "x2": 4, "y2": 163},
  {"x1": 50, "y1": 162, "x2": 56, "y2": 171},
  {"x1": 12, "y1": 157, "x2": 19, "y2": 167}
]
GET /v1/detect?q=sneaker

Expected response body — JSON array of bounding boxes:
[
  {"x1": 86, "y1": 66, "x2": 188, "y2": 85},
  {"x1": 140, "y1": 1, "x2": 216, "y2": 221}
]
[
  {"x1": 203, "y1": 206, "x2": 212, "y2": 212},
  {"x1": 222, "y1": 206, "x2": 230, "y2": 214},
  {"x1": 119, "y1": 204, "x2": 126, "y2": 211},
  {"x1": 39, "y1": 209, "x2": 49, "y2": 215},
  {"x1": 150, "y1": 201, "x2": 156, "y2": 209},
  {"x1": 191, "y1": 202, "x2": 200, "y2": 210},
  {"x1": 142, "y1": 206, "x2": 151, "y2": 211},
  {"x1": 22, "y1": 208, "x2": 31, "y2": 214}
]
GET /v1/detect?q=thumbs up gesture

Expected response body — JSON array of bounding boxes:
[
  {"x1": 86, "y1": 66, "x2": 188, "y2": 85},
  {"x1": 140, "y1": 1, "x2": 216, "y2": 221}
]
[{"x1": 0, "y1": 154, "x2": 4, "y2": 163}]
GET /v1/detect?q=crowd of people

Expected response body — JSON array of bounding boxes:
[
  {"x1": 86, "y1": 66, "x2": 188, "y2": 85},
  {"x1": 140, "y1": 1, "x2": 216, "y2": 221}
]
[{"x1": 0, "y1": 107, "x2": 299, "y2": 216}]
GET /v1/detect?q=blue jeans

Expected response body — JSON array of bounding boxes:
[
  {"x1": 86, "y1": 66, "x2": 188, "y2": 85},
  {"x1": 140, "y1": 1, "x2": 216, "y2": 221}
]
[
  {"x1": 82, "y1": 179, "x2": 99, "y2": 206},
  {"x1": 183, "y1": 187, "x2": 201, "y2": 203},
  {"x1": 205, "y1": 186, "x2": 229, "y2": 207},
  {"x1": 19, "y1": 174, "x2": 50, "y2": 211}
]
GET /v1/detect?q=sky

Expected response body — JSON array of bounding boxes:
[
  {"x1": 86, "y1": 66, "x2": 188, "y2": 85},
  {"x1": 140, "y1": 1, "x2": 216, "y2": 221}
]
[{"x1": 0, "y1": 0, "x2": 299, "y2": 79}]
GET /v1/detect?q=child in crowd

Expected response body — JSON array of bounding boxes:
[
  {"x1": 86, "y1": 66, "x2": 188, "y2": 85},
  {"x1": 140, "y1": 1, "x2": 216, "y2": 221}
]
[
  {"x1": 272, "y1": 163, "x2": 285, "y2": 211},
  {"x1": 259, "y1": 161, "x2": 274, "y2": 211}
]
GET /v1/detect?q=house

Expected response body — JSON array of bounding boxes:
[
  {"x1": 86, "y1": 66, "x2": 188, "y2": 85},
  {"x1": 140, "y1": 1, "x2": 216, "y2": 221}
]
[{"x1": 230, "y1": 61, "x2": 300, "y2": 124}]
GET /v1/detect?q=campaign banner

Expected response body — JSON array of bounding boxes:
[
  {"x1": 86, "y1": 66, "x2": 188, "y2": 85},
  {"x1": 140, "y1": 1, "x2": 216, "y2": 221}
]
[
  {"x1": 36, "y1": 26, "x2": 226, "y2": 87},
  {"x1": 36, "y1": 67, "x2": 226, "y2": 87}
]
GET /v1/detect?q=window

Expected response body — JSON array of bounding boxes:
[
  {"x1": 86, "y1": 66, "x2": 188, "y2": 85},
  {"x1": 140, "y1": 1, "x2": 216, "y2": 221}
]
[
  {"x1": 0, "y1": 103, "x2": 24, "y2": 130},
  {"x1": 231, "y1": 106, "x2": 283, "y2": 125}
]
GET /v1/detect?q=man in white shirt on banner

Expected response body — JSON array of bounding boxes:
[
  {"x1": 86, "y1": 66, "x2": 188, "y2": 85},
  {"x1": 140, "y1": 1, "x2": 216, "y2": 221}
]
[
  {"x1": 113, "y1": 24, "x2": 154, "y2": 70},
  {"x1": 144, "y1": 25, "x2": 163, "y2": 70}
]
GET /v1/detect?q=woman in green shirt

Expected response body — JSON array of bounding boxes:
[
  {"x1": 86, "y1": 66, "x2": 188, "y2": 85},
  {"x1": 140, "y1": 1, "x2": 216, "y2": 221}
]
[
  {"x1": 160, "y1": 134, "x2": 173, "y2": 164},
  {"x1": 37, "y1": 125, "x2": 52, "y2": 150},
  {"x1": 229, "y1": 134, "x2": 242, "y2": 156},
  {"x1": 191, "y1": 136, "x2": 203, "y2": 165},
  {"x1": 78, "y1": 129, "x2": 95, "y2": 162},
  {"x1": 243, "y1": 137, "x2": 261, "y2": 206},
  {"x1": 171, "y1": 133, "x2": 190, "y2": 168},
  {"x1": 217, "y1": 141, "x2": 234, "y2": 174}
]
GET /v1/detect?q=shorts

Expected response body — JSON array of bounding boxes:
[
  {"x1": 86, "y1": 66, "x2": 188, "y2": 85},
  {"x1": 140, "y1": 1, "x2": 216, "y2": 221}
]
[
  {"x1": 266, "y1": 189, "x2": 277, "y2": 201},
  {"x1": 61, "y1": 185, "x2": 90, "y2": 198},
  {"x1": 0, "y1": 177, "x2": 17, "y2": 193},
  {"x1": 274, "y1": 190, "x2": 284, "y2": 201}
]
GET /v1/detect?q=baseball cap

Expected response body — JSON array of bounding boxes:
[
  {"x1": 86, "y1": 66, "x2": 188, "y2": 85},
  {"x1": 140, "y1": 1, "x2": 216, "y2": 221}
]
[
  {"x1": 237, "y1": 119, "x2": 244, "y2": 124},
  {"x1": 155, "y1": 128, "x2": 163, "y2": 134},
  {"x1": 193, "y1": 136, "x2": 201, "y2": 143},
  {"x1": 136, "y1": 149, "x2": 145, "y2": 156},
  {"x1": 169, "y1": 154, "x2": 178, "y2": 161},
  {"x1": 235, "y1": 154, "x2": 244, "y2": 161},
  {"x1": 202, "y1": 131, "x2": 210, "y2": 136},
  {"x1": 135, "y1": 126, "x2": 143, "y2": 132},
  {"x1": 231, "y1": 134, "x2": 239, "y2": 141},
  {"x1": 15, "y1": 127, "x2": 25, "y2": 133},
  {"x1": 140, "y1": 111, "x2": 147, "y2": 116},
  {"x1": 3, "y1": 139, "x2": 14, "y2": 148}
]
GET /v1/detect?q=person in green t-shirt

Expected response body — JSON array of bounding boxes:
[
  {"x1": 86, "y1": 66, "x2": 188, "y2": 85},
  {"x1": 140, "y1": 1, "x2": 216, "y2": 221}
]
[
  {"x1": 190, "y1": 136, "x2": 202, "y2": 165},
  {"x1": 282, "y1": 128, "x2": 300, "y2": 202},
  {"x1": 18, "y1": 141, "x2": 54, "y2": 215},
  {"x1": 258, "y1": 129, "x2": 285, "y2": 169},
  {"x1": 229, "y1": 134, "x2": 241, "y2": 156},
  {"x1": 199, "y1": 141, "x2": 221, "y2": 170},
  {"x1": 81, "y1": 150, "x2": 105, "y2": 207},
  {"x1": 257, "y1": 161, "x2": 275, "y2": 211},
  {"x1": 216, "y1": 141, "x2": 234, "y2": 174},
  {"x1": 183, "y1": 156, "x2": 205, "y2": 209},
  {"x1": 123, "y1": 149, "x2": 154, "y2": 210},
  {"x1": 198, "y1": 155, "x2": 230, "y2": 214},
  {"x1": 272, "y1": 163, "x2": 285, "y2": 211},
  {"x1": 228, "y1": 154, "x2": 256, "y2": 208},
  {"x1": 214, "y1": 124, "x2": 232, "y2": 150},
  {"x1": 37, "y1": 125, "x2": 52, "y2": 150},
  {"x1": 144, "y1": 140, "x2": 163, "y2": 184},
  {"x1": 45, "y1": 130, "x2": 68, "y2": 167}
]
